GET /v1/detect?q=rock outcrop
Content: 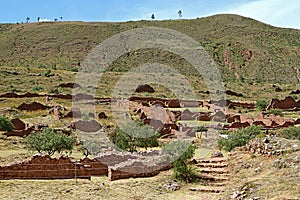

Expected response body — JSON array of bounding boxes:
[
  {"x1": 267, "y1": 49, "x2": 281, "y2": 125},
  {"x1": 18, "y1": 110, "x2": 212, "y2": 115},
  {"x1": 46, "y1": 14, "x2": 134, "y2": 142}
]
[
  {"x1": 17, "y1": 102, "x2": 50, "y2": 111},
  {"x1": 135, "y1": 84, "x2": 155, "y2": 93}
]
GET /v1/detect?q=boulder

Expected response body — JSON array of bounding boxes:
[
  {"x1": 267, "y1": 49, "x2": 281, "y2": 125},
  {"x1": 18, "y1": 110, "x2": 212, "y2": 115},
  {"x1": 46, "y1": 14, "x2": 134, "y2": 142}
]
[
  {"x1": 58, "y1": 83, "x2": 81, "y2": 88},
  {"x1": 98, "y1": 112, "x2": 108, "y2": 119},
  {"x1": 135, "y1": 84, "x2": 155, "y2": 93},
  {"x1": 70, "y1": 120, "x2": 101, "y2": 132}
]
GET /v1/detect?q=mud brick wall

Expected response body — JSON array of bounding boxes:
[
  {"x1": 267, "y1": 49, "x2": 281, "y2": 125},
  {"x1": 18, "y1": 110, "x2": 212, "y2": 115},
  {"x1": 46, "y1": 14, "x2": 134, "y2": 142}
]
[
  {"x1": 0, "y1": 154, "x2": 107, "y2": 179},
  {"x1": 0, "y1": 151, "x2": 172, "y2": 181}
]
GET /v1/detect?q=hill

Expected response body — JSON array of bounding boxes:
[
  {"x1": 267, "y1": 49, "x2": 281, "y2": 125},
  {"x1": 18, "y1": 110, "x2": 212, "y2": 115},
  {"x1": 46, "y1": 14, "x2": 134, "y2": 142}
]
[{"x1": 0, "y1": 14, "x2": 300, "y2": 84}]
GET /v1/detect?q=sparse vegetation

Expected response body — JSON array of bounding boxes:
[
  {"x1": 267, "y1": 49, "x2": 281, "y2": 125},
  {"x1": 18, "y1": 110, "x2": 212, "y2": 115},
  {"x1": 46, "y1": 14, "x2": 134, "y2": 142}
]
[
  {"x1": 278, "y1": 126, "x2": 300, "y2": 140},
  {"x1": 0, "y1": 13, "x2": 299, "y2": 199},
  {"x1": 217, "y1": 125, "x2": 262, "y2": 151},
  {"x1": 267, "y1": 109, "x2": 283, "y2": 116}
]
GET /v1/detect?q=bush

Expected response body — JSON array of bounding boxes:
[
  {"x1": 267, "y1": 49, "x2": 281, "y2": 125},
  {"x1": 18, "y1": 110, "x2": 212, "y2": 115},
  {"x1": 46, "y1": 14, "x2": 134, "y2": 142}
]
[
  {"x1": 290, "y1": 94, "x2": 298, "y2": 101},
  {"x1": 0, "y1": 115, "x2": 14, "y2": 132},
  {"x1": 32, "y1": 86, "x2": 44, "y2": 91},
  {"x1": 25, "y1": 128, "x2": 75, "y2": 155},
  {"x1": 256, "y1": 100, "x2": 269, "y2": 111},
  {"x1": 162, "y1": 140, "x2": 197, "y2": 183},
  {"x1": 109, "y1": 121, "x2": 159, "y2": 152},
  {"x1": 192, "y1": 126, "x2": 208, "y2": 132},
  {"x1": 80, "y1": 141, "x2": 100, "y2": 157},
  {"x1": 44, "y1": 69, "x2": 52, "y2": 77},
  {"x1": 217, "y1": 125, "x2": 262, "y2": 152},
  {"x1": 278, "y1": 127, "x2": 300, "y2": 140},
  {"x1": 267, "y1": 109, "x2": 283, "y2": 116}
]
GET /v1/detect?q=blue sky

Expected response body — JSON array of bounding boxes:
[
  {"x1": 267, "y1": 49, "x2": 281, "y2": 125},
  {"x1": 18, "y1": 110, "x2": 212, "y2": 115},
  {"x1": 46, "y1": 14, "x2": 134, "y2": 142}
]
[{"x1": 1, "y1": 0, "x2": 300, "y2": 29}]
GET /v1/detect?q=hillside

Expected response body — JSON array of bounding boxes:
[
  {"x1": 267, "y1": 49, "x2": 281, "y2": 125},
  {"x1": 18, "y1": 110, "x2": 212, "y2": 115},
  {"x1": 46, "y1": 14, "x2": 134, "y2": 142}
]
[{"x1": 0, "y1": 14, "x2": 300, "y2": 84}]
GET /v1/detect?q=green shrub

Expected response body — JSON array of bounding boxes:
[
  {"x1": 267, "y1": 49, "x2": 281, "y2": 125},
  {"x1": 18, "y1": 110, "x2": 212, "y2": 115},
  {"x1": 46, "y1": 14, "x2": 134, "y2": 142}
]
[
  {"x1": 80, "y1": 141, "x2": 100, "y2": 157},
  {"x1": 32, "y1": 86, "x2": 43, "y2": 91},
  {"x1": 0, "y1": 115, "x2": 14, "y2": 132},
  {"x1": 290, "y1": 94, "x2": 298, "y2": 101},
  {"x1": 256, "y1": 100, "x2": 269, "y2": 111},
  {"x1": 255, "y1": 133, "x2": 266, "y2": 139},
  {"x1": 217, "y1": 125, "x2": 262, "y2": 151},
  {"x1": 192, "y1": 126, "x2": 208, "y2": 132},
  {"x1": 25, "y1": 128, "x2": 75, "y2": 156},
  {"x1": 162, "y1": 140, "x2": 197, "y2": 183},
  {"x1": 44, "y1": 69, "x2": 52, "y2": 77},
  {"x1": 267, "y1": 109, "x2": 283, "y2": 116},
  {"x1": 109, "y1": 121, "x2": 159, "y2": 152},
  {"x1": 278, "y1": 127, "x2": 300, "y2": 140}
]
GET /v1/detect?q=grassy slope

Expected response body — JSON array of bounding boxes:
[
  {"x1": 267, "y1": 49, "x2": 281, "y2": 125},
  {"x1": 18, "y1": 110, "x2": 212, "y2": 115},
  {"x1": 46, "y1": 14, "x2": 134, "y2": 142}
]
[{"x1": 0, "y1": 14, "x2": 300, "y2": 84}]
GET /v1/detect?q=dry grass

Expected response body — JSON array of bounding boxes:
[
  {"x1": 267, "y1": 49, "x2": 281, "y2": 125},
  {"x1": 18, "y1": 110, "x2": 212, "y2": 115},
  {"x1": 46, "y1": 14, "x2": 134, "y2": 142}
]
[
  {"x1": 0, "y1": 171, "x2": 222, "y2": 200},
  {"x1": 223, "y1": 146, "x2": 300, "y2": 199}
]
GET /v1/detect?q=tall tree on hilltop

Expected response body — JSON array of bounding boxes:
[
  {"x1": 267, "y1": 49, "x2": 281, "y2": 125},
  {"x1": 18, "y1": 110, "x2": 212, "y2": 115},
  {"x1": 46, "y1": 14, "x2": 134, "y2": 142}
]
[
  {"x1": 151, "y1": 14, "x2": 155, "y2": 20},
  {"x1": 178, "y1": 10, "x2": 182, "y2": 19}
]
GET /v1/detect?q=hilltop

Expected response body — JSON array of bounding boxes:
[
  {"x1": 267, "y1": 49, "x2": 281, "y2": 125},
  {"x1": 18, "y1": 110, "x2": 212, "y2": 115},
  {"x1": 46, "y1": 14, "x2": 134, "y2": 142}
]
[{"x1": 0, "y1": 14, "x2": 300, "y2": 84}]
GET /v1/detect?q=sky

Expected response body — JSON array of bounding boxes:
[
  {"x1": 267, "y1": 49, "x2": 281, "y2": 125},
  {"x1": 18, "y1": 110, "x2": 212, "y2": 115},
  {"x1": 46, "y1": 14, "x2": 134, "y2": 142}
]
[{"x1": 1, "y1": 0, "x2": 300, "y2": 29}]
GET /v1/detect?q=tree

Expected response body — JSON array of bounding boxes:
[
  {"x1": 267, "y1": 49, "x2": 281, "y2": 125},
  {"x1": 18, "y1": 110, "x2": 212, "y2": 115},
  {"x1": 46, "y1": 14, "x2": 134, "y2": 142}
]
[
  {"x1": 60, "y1": 17, "x2": 63, "y2": 21},
  {"x1": 54, "y1": 18, "x2": 58, "y2": 22},
  {"x1": 37, "y1": 17, "x2": 40, "y2": 22},
  {"x1": 162, "y1": 140, "x2": 197, "y2": 182},
  {"x1": 0, "y1": 116, "x2": 14, "y2": 132},
  {"x1": 178, "y1": 10, "x2": 182, "y2": 19},
  {"x1": 26, "y1": 17, "x2": 30, "y2": 23},
  {"x1": 109, "y1": 121, "x2": 159, "y2": 152},
  {"x1": 151, "y1": 14, "x2": 155, "y2": 20},
  {"x1": 25, "y1": 128, "x2": 75, "y2": 156}
]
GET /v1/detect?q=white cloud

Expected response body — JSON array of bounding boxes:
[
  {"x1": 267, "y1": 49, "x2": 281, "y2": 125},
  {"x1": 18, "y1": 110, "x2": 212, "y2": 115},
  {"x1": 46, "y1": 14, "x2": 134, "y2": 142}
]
[
  {"x1": 38, "y1": 18, "x2": 51, "y2": 22},
  {"x1": 223, "y1": 0, "x2": 300, "y2": 29}
]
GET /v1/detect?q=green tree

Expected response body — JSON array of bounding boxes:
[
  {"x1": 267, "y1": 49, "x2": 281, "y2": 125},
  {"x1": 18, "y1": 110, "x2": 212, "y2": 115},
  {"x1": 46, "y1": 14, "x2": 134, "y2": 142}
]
[
  {"x1": 109, "y1": 121, "x2": 159, "y2": 152},
  {"x1": 178, "y1": 10, "x2": 182, "y2": 19},
  {"x1": 151, "y1": 14, "x2": 155, "y2": 20},
  {"x1": 256, "y1": 99, "x2": 269, "y2": 111},
  {"x1": 0, "y1": 116, "x2": 14, "y2": 132},
  {"x1": 162, "y1": 140, "x2": 197, "y2": 183},
  {"x1": 25, "y1": 128, "x2": 75, "y2": 156}
]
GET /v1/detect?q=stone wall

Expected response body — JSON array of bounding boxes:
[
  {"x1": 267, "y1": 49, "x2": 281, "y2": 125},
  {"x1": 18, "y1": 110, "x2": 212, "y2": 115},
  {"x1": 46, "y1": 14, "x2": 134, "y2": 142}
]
[
  {"x1": 0, "y1": 150, "x2": 171, "y2": 181},
  {"x1": 0, "y1": 154, "x2": 107, "y2": 179}
]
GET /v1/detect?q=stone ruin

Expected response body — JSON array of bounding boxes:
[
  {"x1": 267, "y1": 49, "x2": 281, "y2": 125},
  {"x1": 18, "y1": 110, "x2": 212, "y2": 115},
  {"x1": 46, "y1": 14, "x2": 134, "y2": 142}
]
[
  {"x1": 0, "y1": 149, "x2": 171, "y2": 181},
  {"x1": 17, "y1": 102, "x2": 50, "y2": 111},
  {"x1": 267, "y1": 96, "x2": 300, "y2": 110},
  {"x1": 243, "y1": 137, "x2": 299, "y2": 156},
  {"x1": 0, "y1": 154, "x2": 107, "y2": 179}
]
